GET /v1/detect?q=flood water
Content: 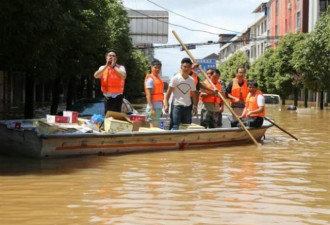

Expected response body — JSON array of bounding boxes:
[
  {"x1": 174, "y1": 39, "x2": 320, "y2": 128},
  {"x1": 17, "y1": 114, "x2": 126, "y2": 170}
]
[{"x1": 0, "y1": 106, "x2": 329, "y2": 225}]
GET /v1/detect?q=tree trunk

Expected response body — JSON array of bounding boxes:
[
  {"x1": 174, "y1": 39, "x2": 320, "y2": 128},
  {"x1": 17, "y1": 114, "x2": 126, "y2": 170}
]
[
  {"x1": 86, "y1": 76, "x2": 93, "y2": 98},
  {"x1": 293, "y1": 88, "x2": 299, "y2": 107},
  {"x1": 24, "y1": 72, "x2": 34, "y2": 119},
  {"x1": 50, "y1": 76, "x2": 61, "y2": 115},
  {"x1": 320, "y1": 91, "x2": 324, "y2": 110},
  {"x1": 281, "y1": 95, "x2": 286, "y2": 105},
  {"x1": 66, "y1": 77, "x2": 75, "y2": 110},
  {"x1": 304, "y1": 89, "x2": 308, "y2": 108}
]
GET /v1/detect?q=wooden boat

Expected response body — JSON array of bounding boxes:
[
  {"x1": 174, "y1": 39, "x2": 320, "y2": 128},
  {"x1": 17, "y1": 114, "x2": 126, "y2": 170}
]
[{"x1": 0, "y1": 115, "x2": 272, "y2": 158}]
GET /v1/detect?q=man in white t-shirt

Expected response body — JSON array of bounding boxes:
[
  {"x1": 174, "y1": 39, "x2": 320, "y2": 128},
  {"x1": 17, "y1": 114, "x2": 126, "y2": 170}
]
[{"x1": 164, "y1": 58, "x2": 198, "y2": 130}]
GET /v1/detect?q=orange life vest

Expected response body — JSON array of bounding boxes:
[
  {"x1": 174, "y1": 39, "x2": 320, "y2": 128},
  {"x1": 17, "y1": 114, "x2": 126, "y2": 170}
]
[
  {"x1": 200, "y1": 81, "x2": 222, "y2": 104},
  {"x1": 144, "y1": 73, "x2": 164, "y2": 102},
  {"x1": 245, "y1": 90, "x2": 265, "y2": 117},
  {"x1": 101, "y1": 65, "x2": 125, "y2": 94},
  {"x1": 190, "y1": 70, "x2": 199, "y2": 97},
  {"x1": 230, "y1": 78, "x2": 248, "y2": 103}
]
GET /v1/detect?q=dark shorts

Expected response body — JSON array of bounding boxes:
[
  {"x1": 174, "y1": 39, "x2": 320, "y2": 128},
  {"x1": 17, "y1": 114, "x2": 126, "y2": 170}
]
[
  {"x1": 200, "y1": 109, "x2": 222, "y2": 128},
  {"x1": 104, "y1": 94, "x2": 123, "y2": 114},
  {"x1": 231, "y1": 117, "x2": 264, "y2": 128}
]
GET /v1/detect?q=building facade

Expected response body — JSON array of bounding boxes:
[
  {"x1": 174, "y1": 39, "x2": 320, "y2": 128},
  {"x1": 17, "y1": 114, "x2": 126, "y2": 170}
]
[{"x1": 268, "y1": 0, "x2": 309, "y2": 46}]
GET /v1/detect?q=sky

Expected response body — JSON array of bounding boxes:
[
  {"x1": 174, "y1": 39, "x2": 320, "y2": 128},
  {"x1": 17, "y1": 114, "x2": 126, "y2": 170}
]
[{"x1": 122, "y1": 0, "x2": 265, "y2": 77}]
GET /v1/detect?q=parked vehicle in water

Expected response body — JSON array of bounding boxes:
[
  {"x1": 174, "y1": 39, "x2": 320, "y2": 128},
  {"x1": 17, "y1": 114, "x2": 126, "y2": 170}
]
[
  {"x1": 264, "y1": 94, "x2": 281, "y2": 111},
  {"x1": 65, "y1": 98, "x2": 138, "y2": 117},
  {"x1": 264, "y1": 94, "x2": 281, "y2": 104}
]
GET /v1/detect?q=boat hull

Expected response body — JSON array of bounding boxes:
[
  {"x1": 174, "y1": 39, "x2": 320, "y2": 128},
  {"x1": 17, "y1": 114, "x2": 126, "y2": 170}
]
[{"x1": 0, "y1": 121, "x2": 271, "y2": 158}]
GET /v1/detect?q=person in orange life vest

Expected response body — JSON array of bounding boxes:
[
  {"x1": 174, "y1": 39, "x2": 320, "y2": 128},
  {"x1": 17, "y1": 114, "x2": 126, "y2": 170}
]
[
  {"x1": 226, "y1": 67, "x2": 249, "y2": 116},
  {"x1": 215, "y1": 69, "x2": 225, "y2": 127},
  {"x1": 200, "y1": 70, "x2": 224, "y2": 128},
  {"x1": 231, "y1": 80, "x2": 265, "y2": 128},
  {"x1": 94, "y1": 49, "x2": 127, "y2": 113},
  {"x1": 144, "y1": 59, "x2": 164, "y2": 128}
]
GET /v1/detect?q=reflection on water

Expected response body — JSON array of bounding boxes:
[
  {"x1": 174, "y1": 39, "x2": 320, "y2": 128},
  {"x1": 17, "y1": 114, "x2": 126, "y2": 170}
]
[{"x1": 0, "y1": 107, "x2": 330, "y2": 224}]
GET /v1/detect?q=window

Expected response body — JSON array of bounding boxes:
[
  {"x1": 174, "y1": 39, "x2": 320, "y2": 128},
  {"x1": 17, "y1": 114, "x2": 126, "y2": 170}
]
[
  {"x1": 320, "y1": 0, "x2": 330, "y2": 12},
  {"x1": 296, "y1": 11, "x2": 301, "y2": 30}
]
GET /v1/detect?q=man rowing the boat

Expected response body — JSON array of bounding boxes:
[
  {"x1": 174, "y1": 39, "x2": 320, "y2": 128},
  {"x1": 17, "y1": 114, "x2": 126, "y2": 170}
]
[{"x1": 232, "y1": 80, "x2": 265, "y2": 128}]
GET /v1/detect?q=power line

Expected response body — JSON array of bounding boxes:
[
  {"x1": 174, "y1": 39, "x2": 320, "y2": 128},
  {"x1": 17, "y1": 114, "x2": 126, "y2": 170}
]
[
  {"x1": 146, "y1": 0, "x2": 241, "y2": 34},
  {"x1": 133, "y1": 36, "x2": 282, "y2": 50},
  {"x1": 126, "y1": 7, "x2": 221, "y2": 35}
]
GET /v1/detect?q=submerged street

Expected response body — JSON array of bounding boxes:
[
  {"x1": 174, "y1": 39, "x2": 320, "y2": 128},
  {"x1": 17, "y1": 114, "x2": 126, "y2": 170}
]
[{"x1": 0, "y1": 106, "x2": 329, "y2": 224}]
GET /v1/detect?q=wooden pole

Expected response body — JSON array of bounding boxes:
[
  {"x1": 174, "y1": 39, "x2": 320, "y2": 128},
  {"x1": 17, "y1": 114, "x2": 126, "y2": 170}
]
[
  {"x1": 265, "y1": 117, "x2": 298, "y2": 140},
  {"x1": 172, "y1": 30, "x2": 259, "y2": 146}
]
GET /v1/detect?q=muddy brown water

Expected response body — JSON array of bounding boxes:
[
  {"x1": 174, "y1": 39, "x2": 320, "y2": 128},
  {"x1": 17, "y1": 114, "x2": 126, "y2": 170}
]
[{"x1": 0, "y1": 105, "x2": 329, "y2": 224}]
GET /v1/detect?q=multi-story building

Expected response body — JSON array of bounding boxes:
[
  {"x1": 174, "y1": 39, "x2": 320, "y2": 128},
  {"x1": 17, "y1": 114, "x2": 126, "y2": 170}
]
[
  {"x1": 268, "y1": 0, "x2": 309, "y2": 46},
  {"x1": 250, "y1": 2, "x2": 269, "y2": 62},
  {"x1": 218, "y1": 29, "x2": 251, "y2": 64},
  {"x1": 218, "y1": 2, "x2": 268, "y2": 63},
  {"x1": 309, "y1": 0, "x2": 330, "y2": 32}
]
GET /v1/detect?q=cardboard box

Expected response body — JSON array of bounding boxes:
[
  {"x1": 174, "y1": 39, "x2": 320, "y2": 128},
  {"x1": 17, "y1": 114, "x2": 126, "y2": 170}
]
[
  {"x1": 104, "y1": 117, "x2": 133, "y2": 133},
  {"x1": 132, "y1": 121, "x2": 149, "y2": 131},
  {"x1": 47, "y1": 115, "x2": 70, "y2": 123},
  {"x1": 104, "y1": 111, "x2": 133, "y2": 133},
  {"x1": 130, "y1": 114, "x2": 146, "y2": 122},
  {"x1": 105, "y1": 111, "x2": 132, "y2": 123},
  {"x1": 63, "y1": 111, "x2": 78, "y2": 123}
]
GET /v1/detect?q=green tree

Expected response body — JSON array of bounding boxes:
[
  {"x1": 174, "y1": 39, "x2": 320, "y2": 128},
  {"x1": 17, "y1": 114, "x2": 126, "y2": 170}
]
[
  {"x1": 292, "y1": 8, "x2": 330, "y2": 109},
  {"x1": 218, "y1": 51, "x2": 249, "y2": 85},
  {"x1": 272, "y1": 33, "x2": 306, "y2": 106},
  {"x1": 124, "y1": 50, "x2": 150, "y2": 100},
  {"x1": 249, "y1": 48, "x2": 275, "y2": 93}
]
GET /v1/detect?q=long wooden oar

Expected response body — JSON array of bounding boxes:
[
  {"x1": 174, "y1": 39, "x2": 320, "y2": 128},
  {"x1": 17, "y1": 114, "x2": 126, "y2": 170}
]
[
  {"x1": 172, "y1": 30, "x2": 259, "y2": 146},
  {"x1": 265, "y1": 117, "x2": 298, "y2": 140}
]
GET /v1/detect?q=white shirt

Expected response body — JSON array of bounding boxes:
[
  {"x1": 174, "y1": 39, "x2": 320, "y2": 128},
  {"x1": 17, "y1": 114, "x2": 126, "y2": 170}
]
[{"x1": 169, "y1": 73, "x2": 196, "y2": 107}]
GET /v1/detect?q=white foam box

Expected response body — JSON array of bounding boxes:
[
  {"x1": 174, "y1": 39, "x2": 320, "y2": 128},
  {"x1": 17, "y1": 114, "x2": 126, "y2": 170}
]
[
  {"x1": 179, "y1": 123, "x2": 205, "y2": 130},
  {"x1": 104, "y1": 117, "x2": 133, "y2": 133},
  {"x1": 138, "y1": 127, "x2": 164, "y2": 132},
  {"x1": 63, "y1": 111, "x2": 78, "y2": 123}
]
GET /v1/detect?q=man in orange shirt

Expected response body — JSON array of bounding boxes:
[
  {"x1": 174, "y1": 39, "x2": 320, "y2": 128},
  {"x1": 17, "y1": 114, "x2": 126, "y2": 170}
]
[
  {"x1": 226, "y1": 67, "x2": 248, "y2": 116},
  {"x1": 231, "y1": 80, "x2": 265, "y2": 128},
  {"x1": 144, "y1": 59, "x2": 164, "y2": 127},
  {"x1": 200, "y1": 70, "x2": 224, "y2": 128},
  {"x1": 94, "y1": 49, "x2": 127, "y2": 113}
]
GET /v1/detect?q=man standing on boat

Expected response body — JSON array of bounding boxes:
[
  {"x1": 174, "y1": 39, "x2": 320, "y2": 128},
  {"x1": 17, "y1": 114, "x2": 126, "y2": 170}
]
[
  {"x1": 164, "y1": 58, "x2": 198, "y2": 130},
  {"x1": 200, "y1": 70, "x2": 224, "y2": 128},
  {"x1": 144, "y1": 59, "x2": 164, "y2": 128},
  {"x1": 235, "y1": 80, "x2": 265, "y2": 128},
  {"x1": 226, "y1": 67, "x2": 248, "y2": 116},
  {"x1": 94, "y1": 49, "x2": 127, "y2": 113}
]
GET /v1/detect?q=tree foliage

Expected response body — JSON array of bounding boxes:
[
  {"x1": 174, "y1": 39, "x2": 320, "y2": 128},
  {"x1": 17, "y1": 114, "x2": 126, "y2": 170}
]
[
  {"x1": 292, "y1": 8, "x2": 330, "y2": 92},
  {"x1": 218, "y1": 51, "x2": 249, "y2": 84},
  {"x1": 0, "y1": 0, "x2": 150, "y2": 118}
]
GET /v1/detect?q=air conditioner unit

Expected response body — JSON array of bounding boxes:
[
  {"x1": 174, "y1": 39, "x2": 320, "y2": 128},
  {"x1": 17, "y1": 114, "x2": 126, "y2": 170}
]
[{"x1": 288, "y1": 3, "x2": 292, "y2": 10}]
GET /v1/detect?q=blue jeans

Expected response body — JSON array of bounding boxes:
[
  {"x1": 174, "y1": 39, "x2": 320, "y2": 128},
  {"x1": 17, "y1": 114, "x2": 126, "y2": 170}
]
[{"x1": 171, "y1": 105, "x2": 192, "y2": 130}]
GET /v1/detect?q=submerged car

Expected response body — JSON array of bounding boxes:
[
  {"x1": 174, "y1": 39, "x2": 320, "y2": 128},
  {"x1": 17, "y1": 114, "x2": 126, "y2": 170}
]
[
  {"x1": 65, "y1": 98, "x2": 138, "y2": 117},
  {"x1": 264, "y1": 94, "x2": 281, "y2": 111}
]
